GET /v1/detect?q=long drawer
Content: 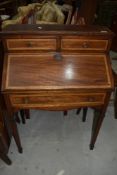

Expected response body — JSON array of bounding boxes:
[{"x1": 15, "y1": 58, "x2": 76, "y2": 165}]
[
  {"x1": 61, "y1": 38, "x2": 108, "y2": 51},
  {"x1": 9, "y1": 93, "x2": 105, "y2": 109},
  {"x1": 6, "y1": 38, "x2": 57, "y2": 51}
]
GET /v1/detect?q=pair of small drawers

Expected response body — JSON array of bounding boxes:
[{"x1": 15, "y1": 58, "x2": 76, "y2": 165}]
[
  {"x1": 6, "y1": 38, "x2": 108, "y2": 51},
  {"x1": 10, "y1": 93, "x2": 105, "y2": 108}
]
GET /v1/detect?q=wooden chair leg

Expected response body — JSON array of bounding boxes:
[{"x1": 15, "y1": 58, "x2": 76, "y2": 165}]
[
  {"x1": 15, "y1": 112, "x2": 20, "y2": 123},
  {"x1": 76, "y1": 108, "x2": 81, "y2": 114},
  {"x1": 16, "y1": 110, "x2": 30, "y2": 124},
  {"x1": 63, "y1": 110, "x2": 68, "y2": 116},
  {"x1": 76, "y1": 108, "x2": 88, "y2": 122},
  {"x1": 114, "y1": 88, "x2": 117, "y2": 119},
  {"x1": 24, "y1": 109, "x2": 30, "y2": 119},
  {"x1": 82, "y1": 107, "x2": 88, "y2": 122},
  {"x1": 19, "y1": 110, "x2": 26, "y2": 124},
  {"x1": 112, "y1": 70, "x2": 117, "y2": 119}
]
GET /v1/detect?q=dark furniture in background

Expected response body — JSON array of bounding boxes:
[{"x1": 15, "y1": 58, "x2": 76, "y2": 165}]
[
  {"x1": 111, "y1": 13, "x2": 117, "y2": 52},
  {"x1": 79, "y1": 0, "x2": 99, "y2": 24},
  {"x1": 96, "y1": 0, "x2": 117, "y2": 27},
  {"x1": 95, "y1": 0, "x2": 117, "y2": 52},
  {"x1": 0, "y1": 0, "x2": 18, "y2": 17},
  {"x1": 0, "y1": 0, "x2": 29, "y2": 18}
]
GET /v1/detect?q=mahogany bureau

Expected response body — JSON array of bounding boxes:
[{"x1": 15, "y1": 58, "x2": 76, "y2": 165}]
[{"x1": 0, "y1": 24, "x2": 114, "y2": 153}]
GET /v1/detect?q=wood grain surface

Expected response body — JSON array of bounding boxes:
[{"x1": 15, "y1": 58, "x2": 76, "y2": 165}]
[{"x1": 2, "y1": 53, "x2": 112, "y2": 91}]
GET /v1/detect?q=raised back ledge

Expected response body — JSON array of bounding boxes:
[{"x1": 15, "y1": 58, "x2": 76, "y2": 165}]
[{"x1": 0, "y1": 24, "x2": 114, "y2": 37}]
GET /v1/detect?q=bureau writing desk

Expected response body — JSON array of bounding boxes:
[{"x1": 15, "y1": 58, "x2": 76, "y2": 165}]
[{"x1": 0, "y1": 24, "x2": 114, "y2": 153}]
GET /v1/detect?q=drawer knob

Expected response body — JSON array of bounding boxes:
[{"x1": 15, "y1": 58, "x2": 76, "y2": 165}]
[
  {"x1": 24, "y1": 98, "x2": 29, "y2": 104},
  {"x1": 82, "y1": 42, "x2": 89, "y2": 48},
  {"x1": 26, "y1": 42, "x2": 34, "y2": 47},
  {"x1": 54, "y1": 52, "x2": 63, "y2": 61},
  {"x1": 88, "y1": 97, "x2": 95, "y2": 102}
]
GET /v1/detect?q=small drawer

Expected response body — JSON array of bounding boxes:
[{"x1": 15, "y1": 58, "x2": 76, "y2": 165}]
[
  {"x1": 10, "y1": 93, "x2": 105, "y2": 108},
  {"x1": 61, "y1": 39, "x2": 108, "y2": 51},
  {"x1": 6, "y1": 39, "x2": 56, "y2": 51}
]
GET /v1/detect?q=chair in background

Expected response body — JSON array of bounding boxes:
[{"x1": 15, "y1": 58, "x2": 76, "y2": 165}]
[
  {"x1": 76, "y1": 108, "x2": 88, "y2": 122},
  {"x1": 113, "y1": 70, "x2": 117, "y2": 119},
  {"x1": 15, "y1": 110, "x2": 30, "y2": 124}
]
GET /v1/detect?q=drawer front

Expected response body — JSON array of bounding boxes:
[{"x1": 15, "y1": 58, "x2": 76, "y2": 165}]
[
  {"x1": 10, "y1": 93, "x2": 105, "y2": 109},
  {"x1": 6, "y1": 39, "x2": 56, "y2": 51},
  {"x1": 61, "y1": 39, "x2": 108, "y2": 51}
]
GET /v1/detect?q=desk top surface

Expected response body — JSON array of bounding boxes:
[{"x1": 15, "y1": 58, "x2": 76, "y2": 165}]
[
  {"x1": 0, "y1": 24, "x2": 113, "y2": 37},
  {"x1": 2, "y1": 53, "x2": 113, "y2": 91}
]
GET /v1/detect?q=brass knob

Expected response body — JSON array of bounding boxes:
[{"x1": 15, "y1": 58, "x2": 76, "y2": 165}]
[{"x1": 82, "y1": 42, "x2": 89, "y2": 48}]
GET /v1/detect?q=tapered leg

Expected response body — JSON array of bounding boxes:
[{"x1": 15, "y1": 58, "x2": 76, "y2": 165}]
[
  {"x1": 20, "y1": 110, "x2": 26, "y2": 124},
  {"x1": 10, "y1": 118, "x2": 23, "y2": 153},
  {"x1": 0, "y1": 152, "x2": 12, "y2": 165},
  {"x1": 0, "y1": 133, "x2": 12, "y2": 165},
  {"x1": 82, "y1": 107, "x2": 88, "y2": 122},
  {"x1": 90, "y1": 109, "x2": 100, "y2": 150},
  {"x1": 4, "y1": 95, "x2": 23, "y2": 153},
  {"x1": 114, "y1": 88, "x2": 117, "y2": 119},
  {"x1": 89, "y1": 93, "x2": 111, "y2": 150},
  {"x1": 90, "y1": 107, "x2": 106, "y2": 150}
]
